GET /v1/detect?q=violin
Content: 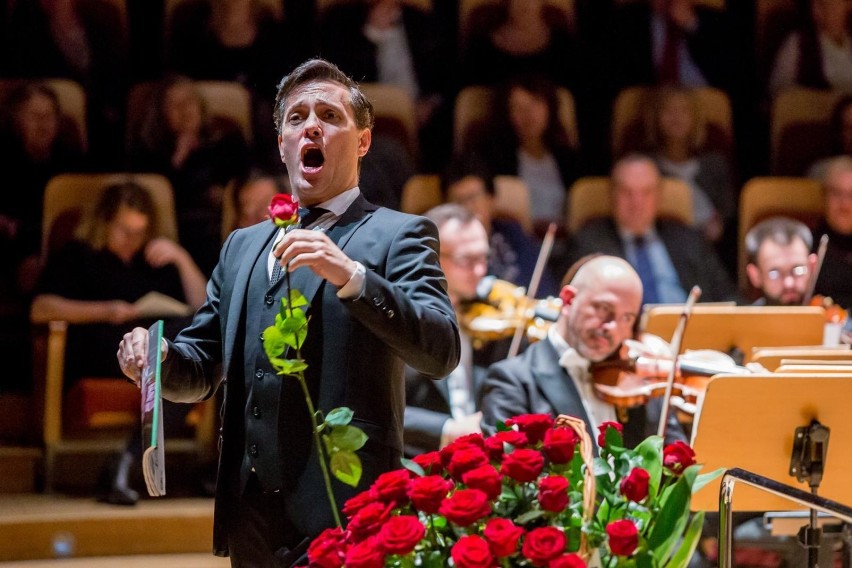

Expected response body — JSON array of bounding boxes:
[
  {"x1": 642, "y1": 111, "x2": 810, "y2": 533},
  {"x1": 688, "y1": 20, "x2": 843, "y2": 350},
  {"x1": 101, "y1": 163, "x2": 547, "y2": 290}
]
[
  {"x1": 458, "y1": 276, "x2": 562, "y2": 348},
  {"x1": 589, "y1": 333, "x2": 750, "y2": 414}
]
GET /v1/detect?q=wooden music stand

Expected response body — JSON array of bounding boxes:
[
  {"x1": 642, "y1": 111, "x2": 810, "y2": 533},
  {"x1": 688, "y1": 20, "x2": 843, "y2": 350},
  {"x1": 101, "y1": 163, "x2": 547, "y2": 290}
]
[
  {"x1": 641, "y1": 306, "x2": 826, "y2": 363},
  {"x1": 751, "y1": 347, "x2": 852, "y2": 372},
  {"x1": 690, "y1": 373, "x2": 852, "y2": 513}
]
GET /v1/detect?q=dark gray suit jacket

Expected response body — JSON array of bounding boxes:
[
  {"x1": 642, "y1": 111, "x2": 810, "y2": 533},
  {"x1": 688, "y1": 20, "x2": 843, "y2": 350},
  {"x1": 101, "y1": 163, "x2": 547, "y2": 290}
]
[{"x1": 159, "y1": 195, "x2": 460, "y2": 555}]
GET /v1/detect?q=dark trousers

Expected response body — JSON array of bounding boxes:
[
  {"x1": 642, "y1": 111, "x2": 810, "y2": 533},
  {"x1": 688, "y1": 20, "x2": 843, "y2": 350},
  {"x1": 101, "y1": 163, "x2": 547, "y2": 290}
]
[{"x1": 225, "y1": 473, "x2": 311, "y2": 568}]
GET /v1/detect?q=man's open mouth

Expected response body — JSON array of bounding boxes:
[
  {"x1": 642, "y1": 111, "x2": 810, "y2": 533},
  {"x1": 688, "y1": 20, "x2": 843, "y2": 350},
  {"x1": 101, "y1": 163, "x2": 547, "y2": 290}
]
[{"x1": 303, "y1": 148, "x2": 325, "y2": 169}]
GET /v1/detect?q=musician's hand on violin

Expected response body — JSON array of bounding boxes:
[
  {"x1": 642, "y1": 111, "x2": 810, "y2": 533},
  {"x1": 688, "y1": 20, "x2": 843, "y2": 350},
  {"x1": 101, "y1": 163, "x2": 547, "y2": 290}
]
[{"x1": 440, "y1": 412, "x2": 482, "y2": 448}]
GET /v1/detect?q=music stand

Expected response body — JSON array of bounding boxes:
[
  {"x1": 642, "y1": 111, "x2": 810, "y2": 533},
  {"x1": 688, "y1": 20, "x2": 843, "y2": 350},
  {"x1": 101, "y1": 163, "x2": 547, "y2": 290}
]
[
  {"x1": 690, "y1": 374, "x2": 852, "y2": 566},
  {"x1": 751, "y1": 347, "x2": 852, "y2": 372},
  {"x1": 641, "y1": 306, "x2": 825, "y2": 363}
]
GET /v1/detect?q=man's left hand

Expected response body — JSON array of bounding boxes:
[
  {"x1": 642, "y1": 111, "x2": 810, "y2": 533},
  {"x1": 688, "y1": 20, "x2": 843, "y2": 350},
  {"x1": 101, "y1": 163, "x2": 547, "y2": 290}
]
[{"x1": 273, "y1": 228, "x2": 357, "y2": 288}]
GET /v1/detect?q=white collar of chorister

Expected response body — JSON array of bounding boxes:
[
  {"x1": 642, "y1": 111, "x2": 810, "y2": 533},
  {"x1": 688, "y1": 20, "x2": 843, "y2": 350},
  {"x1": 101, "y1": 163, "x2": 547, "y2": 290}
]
[{"x1": 307, "y1": 186, "x2": 361, "y2": 217}]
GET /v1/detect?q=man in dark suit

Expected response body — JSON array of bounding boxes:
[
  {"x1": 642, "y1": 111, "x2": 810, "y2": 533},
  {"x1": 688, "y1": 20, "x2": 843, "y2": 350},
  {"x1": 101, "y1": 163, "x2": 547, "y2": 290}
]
[
  {"x1": 569, "y1": 153, "x2": 738, "y2": 305},
  {"x1": 479, "y1": 255, "x2": 685, "y2": 449},
  {"x1": 117, "y1": 58, "x2": 459, "y2": 567}
]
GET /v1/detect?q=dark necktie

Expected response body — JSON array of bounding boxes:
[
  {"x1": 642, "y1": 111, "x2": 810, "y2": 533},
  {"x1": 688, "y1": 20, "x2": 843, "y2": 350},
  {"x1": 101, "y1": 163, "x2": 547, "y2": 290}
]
[
  {"x1": 269, "y1": 207, "x2": 329, "y2": 286},
  {"x1": 633, "y1": 235, "x2": 659, "y2": 304}
]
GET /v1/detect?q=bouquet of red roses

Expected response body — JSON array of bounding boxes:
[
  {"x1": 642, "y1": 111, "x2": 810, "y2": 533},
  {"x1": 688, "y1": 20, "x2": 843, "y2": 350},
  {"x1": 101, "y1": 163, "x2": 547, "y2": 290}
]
[{"x1": 301, "y1": 413, "x2": 721, "y2": 568}]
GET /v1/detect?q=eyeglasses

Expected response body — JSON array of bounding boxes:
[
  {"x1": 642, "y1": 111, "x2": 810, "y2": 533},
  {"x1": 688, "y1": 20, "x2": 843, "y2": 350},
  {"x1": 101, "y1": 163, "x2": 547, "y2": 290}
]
[
  {"x1": 588, "y1": 301, "x2": 637, "y2": 327},
  {"x1": 441, "y1": 252, "x2": 489, "y2": 269},
  {"x1": 765, "y1": 265, "x2": 808, "y2": 281}
]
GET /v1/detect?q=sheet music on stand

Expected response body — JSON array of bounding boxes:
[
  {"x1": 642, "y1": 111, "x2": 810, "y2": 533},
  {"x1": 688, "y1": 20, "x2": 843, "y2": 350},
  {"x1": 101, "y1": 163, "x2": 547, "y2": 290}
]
[{"x1": 141, "y1": 320, "x2": 166, "y2": 497}]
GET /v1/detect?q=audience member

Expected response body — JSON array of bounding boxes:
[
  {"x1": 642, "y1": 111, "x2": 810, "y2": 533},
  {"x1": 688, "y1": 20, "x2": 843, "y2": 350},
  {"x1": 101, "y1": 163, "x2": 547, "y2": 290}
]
[
  {"x1": 319, "y1": 0, "x2": 453, "y2": 171},
  {"x1": 807, "y1": 94, "x2": 852, "y2": 179},
  {"x1": 30, "y1": 181, "x2": 208, "y2": 505},
  {"x1": 404, "y1": 204, "x2": 493, "y2": 456},
  {"x1": 769, "y1": 0, "x2": 852, "y2": 96},
  {"x1": 128, "y1": 75, "x2": 252, "y2": 275},
  {"x1": 813, "y1": 156, "x2": 852, "y2": 310},
  {"x1": 479, "y1": 255, "x2": 686, "y2": 448},
  {"x1": 745, "y1": 216, "x2": 818, "y2": 306},
  {"x1": 569, "y1": 153, "x2": 738, "y2": 304},
  {"x1": 444, "y1": 166, "x2": 558, "y2": 298},
  {"x1": 226, "y1": 169, "x2": 289, "y2": 235},
  {"x1": 2, "y1": 0, "x2": 128, "y2": 164},
  {"x1": 464, "y1": 73, "x2": 580, "y2": 236},
  {"x1": 460, "y1": 0, "x2": 579, "y2": 90}
]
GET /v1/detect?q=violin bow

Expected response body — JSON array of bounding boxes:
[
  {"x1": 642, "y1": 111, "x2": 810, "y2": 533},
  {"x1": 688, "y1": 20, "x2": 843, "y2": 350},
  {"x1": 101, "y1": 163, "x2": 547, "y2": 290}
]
[
  {"x1": 508, "y1": 222, "x2": 558, "y2": 358},
  {"x1": 656, "y1": 285, "x2": 702, "y2": 439},
  {"x1": 802, "y1": 233, "x2": 829, "y2": 306}
]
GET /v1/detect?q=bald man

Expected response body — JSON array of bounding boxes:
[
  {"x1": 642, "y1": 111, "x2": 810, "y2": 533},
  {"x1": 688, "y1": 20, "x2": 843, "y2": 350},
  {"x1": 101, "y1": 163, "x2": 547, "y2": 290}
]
[{"x1": 479, "y1": 255, "x2": 686, "y2": 448}]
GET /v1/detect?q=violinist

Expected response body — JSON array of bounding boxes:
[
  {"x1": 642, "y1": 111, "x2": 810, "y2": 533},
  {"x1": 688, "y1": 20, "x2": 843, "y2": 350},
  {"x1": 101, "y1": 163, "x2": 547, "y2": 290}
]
[
  {"x1": 479, "y1": 255, "x2": 686, "y2": 449},
  {"x1": 404, "y1": 204, "x2": 511, "y2": 456},
  {"x1": 813, "y1": 156, "x2": 852, "y2": 311},
  {"x1": 745, "y1": 216, "x2": 817, "y2": 306}
]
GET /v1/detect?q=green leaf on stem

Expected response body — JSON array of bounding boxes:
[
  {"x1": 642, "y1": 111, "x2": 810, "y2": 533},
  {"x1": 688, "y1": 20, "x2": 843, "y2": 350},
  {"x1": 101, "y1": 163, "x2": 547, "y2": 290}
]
[
  {"x1": 262, "y1": 325, "x2": 287, "y2": 359},
  {"x1": 401, "y1": 458, "x2": 425, "y2": 477},
  {"x1": 692, "y1": 467, "x2": 725, "y2": 494},
  {"x1": 273, "y1": 358, "x2": 308, "y2": 375},
  {"x1": 648, "y1": 467, "x2": 697, "y2": 564},
  {"x1": 324, "y1": 425, "x2": 368, "y2": 452},
  {"x1": 634, "y1": 435, "x2": 663, "y2": 500},
  {"x1": 277, "y1": 309, "x2": 307, "y2": 350},
  {"x1": 286, "y1": 289, "x2": 309, "y2": 310},
  {"x1": 515, "y1": 509, "x2": 545, "y2": 525},
  {"x1": 324, "y1": 407, "x2": 355, "y2": 427},
  {"x1": 666, "y1": 511, "x2": 706, "y2": 568},
  {"x1": 330, "y1": 450, "x2": 363, "y2": 487}
]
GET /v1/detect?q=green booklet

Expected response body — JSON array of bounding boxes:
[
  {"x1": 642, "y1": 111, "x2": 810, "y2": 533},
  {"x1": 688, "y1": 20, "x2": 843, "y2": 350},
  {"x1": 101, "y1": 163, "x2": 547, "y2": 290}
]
[{"x1": 141, "y1": 320, "x2": 166, "y2": 497}]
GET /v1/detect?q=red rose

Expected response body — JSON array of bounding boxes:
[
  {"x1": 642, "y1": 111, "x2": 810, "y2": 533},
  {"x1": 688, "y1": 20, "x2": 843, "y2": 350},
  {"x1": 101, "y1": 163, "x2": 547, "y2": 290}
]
[
  {"x1": 440, "y1": 433, "x2": 486, "y2": 466},
  {"x1": 439, "y1": 488, "x2": 492, "y2": 526},
  {"x1": 522, "y1": 526, "x2": 566, "y2": 566},
  {"x1": 606, "y1": 519, "x2": 639, "y2": 556},
  {"x1": 447, "y1": 446, "x2": 490, "y2": 480},
  {"x1": 462, "y1": 464, "x2": 503, "y2": 500},
  {"x1": 342, "y1": 490, "x2": 376, "y2": 518},
  {"x1": 597, "y1": 421, "x2": 623, "y2": 448},
  {"x1": 370, "y1": 469, "x2": 411, "y2": 505},
  {"x1": 306, "y1": 527, "x2": 347, "y2": 568},
  {"x1": 345, "y1": 537, "x2": 385, "y2": 568},
  {"x1": 408, "y1": 475, "x2": 453, "y2": 514},
  {"x1": 506, "y1": 414, "x2": 555, "y2": 444},
  {"x1": 538, "y1": 475, "x2": 570, "y2": 512},
  {"x1": 484, "y1": 518, "x2": 525, "y2": 557},
  {"x1": 452, "y1": 534, "x2": 496, "y2": 568},
  {"x1": 543, "y1": 427, "x2": 580, "y2": 464},
  {"x1": 663, "y1": 441, "x2": 697, "y2": 474},
  {"x1": 620, "y1": 467, "x2": 650, "y2": 502},
  {"x1": 501, "y1": 448, "x2": 545, "y2": 482},
  {"x1": 347, "y1": 501, "x2": 393, "y2": 542},
  {"x1": 376, "y1": 515, "x2": 425, "y2": 555},
  {"x1": 412, "y1": 451, "x2": 443, "y2": 475},
  {"x1": 549, "y1": 553, "x2": 587, "y2": 568},
  {"x1": 484, "y1": 429, "x2": 528, "y2": 460},
  {"x1": 268, "y1": 193, "x2": 299, "y2": 227}
]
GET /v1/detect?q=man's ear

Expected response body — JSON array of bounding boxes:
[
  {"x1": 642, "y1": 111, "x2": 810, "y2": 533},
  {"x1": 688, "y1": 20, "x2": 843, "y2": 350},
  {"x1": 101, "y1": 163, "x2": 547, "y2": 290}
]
[
  {"x1": 559, "y1": 285, "x2": 577, "y2": 307},
  {"x1": 357, "y1": 128, "x2": 372, "y2": 157},
  {"x1": 746, "y1": 263, "x2": 762, "y2": 289},
  {"x1": 278, "y1": 134, "x2": 285, "y2": 163}
]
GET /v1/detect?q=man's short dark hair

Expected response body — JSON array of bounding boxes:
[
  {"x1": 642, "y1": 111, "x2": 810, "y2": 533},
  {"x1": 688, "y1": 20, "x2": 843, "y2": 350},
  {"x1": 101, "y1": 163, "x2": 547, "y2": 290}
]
[
  {"x1": 273, "y1": 58, "x2": 375, "y2": 133},
  {"x1": 745, "y1": 216, "x2": 813, "y2": 264},
  {"x1": 423, "y1": 203, "x2": 477, "y2": 231}
]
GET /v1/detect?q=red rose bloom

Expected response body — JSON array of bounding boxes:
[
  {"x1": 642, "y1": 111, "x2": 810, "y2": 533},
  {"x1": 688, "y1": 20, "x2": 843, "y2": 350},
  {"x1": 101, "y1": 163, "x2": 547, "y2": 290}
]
[
  {"x1": 452, "y1": 534, "x2": 496, "y2": 568},
  {"x1": 606, "y1": 519, "x2": 639, "y2": 556},
  {"x1": 377, "y1": 515, "x2": 425, "y2": 555},
  {"x1": 408, "y1": 475, "x2": 453, "y2": 514},
  {"x1": 663, "y1": 441, "x2": 697, "y2": 474},
  {"x1": 538, "y1": 475, "x2": 570, "y2": 512},
  {"x1": 411, "y1": 451, "x2": 443, "y2": 475},
  {"x1": 462, "y1": 464, "x2": 503, "y2": 500},
  {"x1": 439, "y1": 489, "x2": 492, "y2": 526},
  {"x1": 306, "y1": 527, "x2": 347, "y2": 568},
  {"x1": 549, "y1": 553, "x2": 587, "y2": 567},
  {"x1": 370, "y1": 469, "x2": 411, "y2": 505},
  {"x1": 506, "y1": 414, "x2": 555, "y2": 444},
  {"x1": 597, "y1": 421, "x2": 623, "y2": 448},
  {"x1": 447, "y1": 446, "x2": 490, "y2": 480},
  {"x1": 522, "y1": 526, "x2": 566, "y2": 566},
  {"x1": 543, "y1": 427, "x2": 580, "y2": 464},
  {"x1": 620, "y1": 467, "x2": 650, "y2": 502},
  {"x1": 345, "y1": 537, "x2": 385, "y2": 568},
  {"x1": 484, "y1": 429, "x2": 529, "y2": 460},
  {"x1": 440, "y1": 433, "x2": 485, "y2": 466},
  {"x1": 342, "y1": 490, "x2": 375, "y2": 518},
  {"x1": 484, "y1": 518, "x2": 525, "y2": 557},
  {"x1": 501, "y1": 448, "x2": 545, "y2": 482},
  {"x1": 347, "y1": 501, "x2": 393, "y2": 542},
  {"x1": 268, "y1": 193, "x2": 299, "y2": 227}
]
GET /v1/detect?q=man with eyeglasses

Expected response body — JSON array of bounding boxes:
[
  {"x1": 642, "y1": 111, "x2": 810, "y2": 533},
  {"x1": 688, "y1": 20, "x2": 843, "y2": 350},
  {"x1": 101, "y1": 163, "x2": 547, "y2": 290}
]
[
  {"x1": 479, "y1": 255, "x2": 686, "y2": 449},
  {"x1": 745, "y1": 216, "x2": 817, "y2": 306}
]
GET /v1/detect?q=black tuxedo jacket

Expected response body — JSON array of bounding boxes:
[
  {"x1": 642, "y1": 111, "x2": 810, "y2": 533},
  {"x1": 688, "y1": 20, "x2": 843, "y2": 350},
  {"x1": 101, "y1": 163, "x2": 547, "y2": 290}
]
[
  {"x1": 479, "y1": 339, "x2": 686, "y2": 450},
  {"x1": 160, "y1": 195, "x2": 459, "y2": 556}
]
